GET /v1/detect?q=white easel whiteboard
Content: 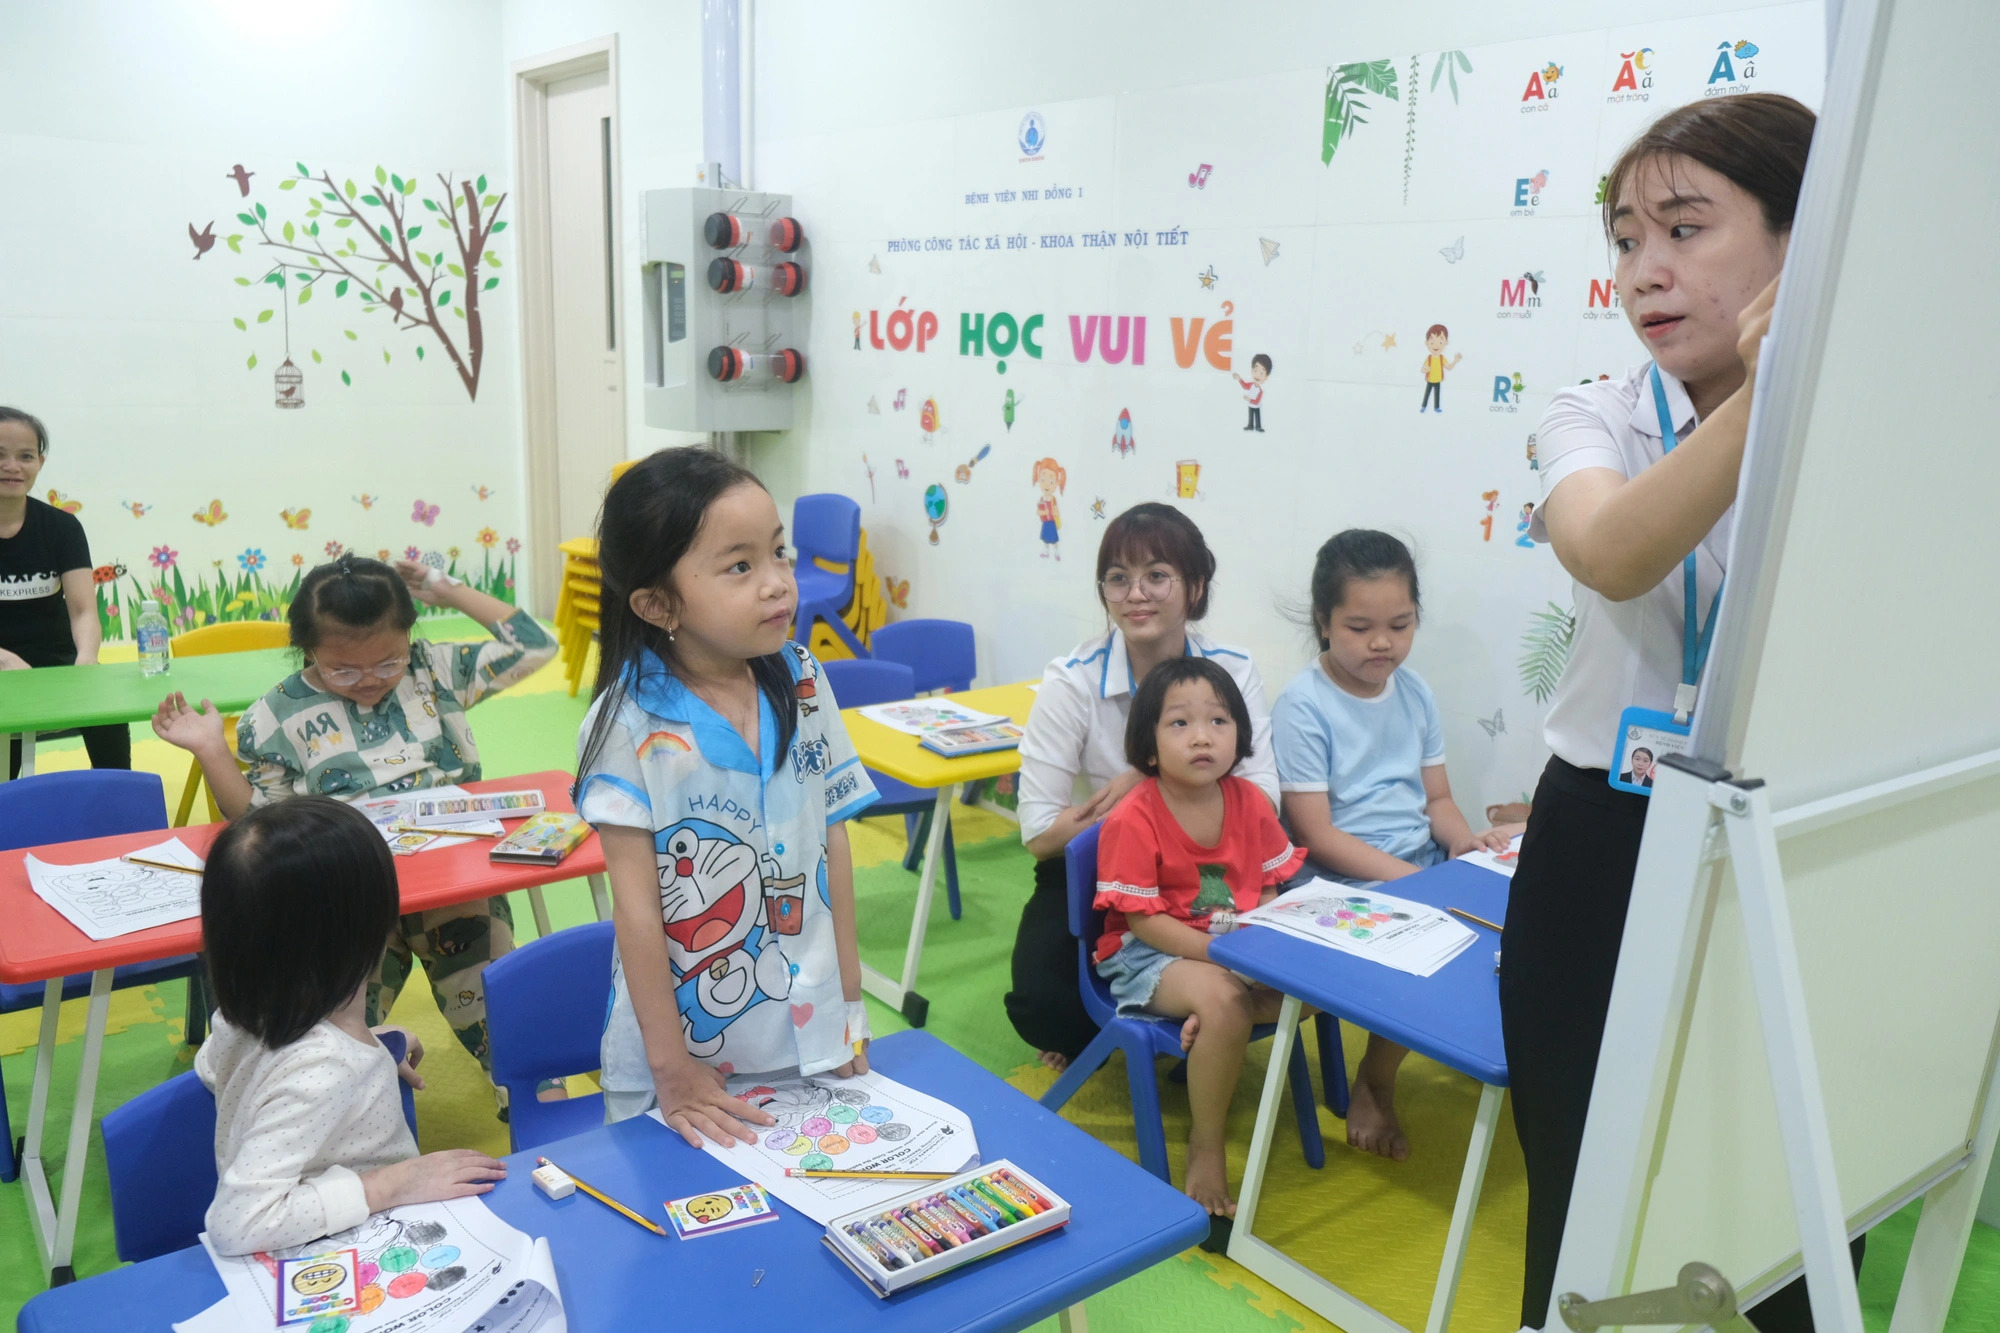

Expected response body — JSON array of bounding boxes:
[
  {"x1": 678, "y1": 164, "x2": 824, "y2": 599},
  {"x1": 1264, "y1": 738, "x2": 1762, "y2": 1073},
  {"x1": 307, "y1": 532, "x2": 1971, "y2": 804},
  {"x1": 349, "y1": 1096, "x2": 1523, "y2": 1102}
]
[{"x1": 1556, "y1": 0, "x2": 2000, "y2": 1316}]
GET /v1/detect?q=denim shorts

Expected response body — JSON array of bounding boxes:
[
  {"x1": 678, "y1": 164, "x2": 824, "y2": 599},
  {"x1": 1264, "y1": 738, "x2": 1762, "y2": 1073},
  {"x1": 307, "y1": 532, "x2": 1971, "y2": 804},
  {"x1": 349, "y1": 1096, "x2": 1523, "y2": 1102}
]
[{"x1": 1094, "y1": 936, "x2": 1181, "y2": 1015}]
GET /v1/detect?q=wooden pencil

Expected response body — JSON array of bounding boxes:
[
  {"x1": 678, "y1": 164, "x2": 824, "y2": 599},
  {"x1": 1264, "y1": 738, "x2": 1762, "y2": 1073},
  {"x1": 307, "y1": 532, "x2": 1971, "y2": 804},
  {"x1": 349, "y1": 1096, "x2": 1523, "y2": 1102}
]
[
  {"x1": 537, "y1": 1156, "x2": 666, "y2": 1235},
  {"x1": 1448, "y1": 906, "x2": 1503, "y2": 933},
  {"x1": 391, "y1": 822, "x2": 505, "y2": 839},
  {"x1": 121, "y1": 855, "x2": 204, "y2": 875}
]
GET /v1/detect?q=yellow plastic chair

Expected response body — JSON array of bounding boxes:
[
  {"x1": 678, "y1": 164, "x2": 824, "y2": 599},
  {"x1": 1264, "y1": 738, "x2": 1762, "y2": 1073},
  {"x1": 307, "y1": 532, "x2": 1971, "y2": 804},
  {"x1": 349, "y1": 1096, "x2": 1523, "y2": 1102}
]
[{"x1": 167, "y1": 622, "x2": 293, "y2": 825}]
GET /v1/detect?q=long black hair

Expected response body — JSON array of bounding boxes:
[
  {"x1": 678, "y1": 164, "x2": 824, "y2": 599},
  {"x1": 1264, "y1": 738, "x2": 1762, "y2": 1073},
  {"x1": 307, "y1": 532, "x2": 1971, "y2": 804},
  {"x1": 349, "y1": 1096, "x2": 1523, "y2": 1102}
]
[
  {"x1": 1307, "y1": 529, "x2": 1421, "y2": 650},
  {"x1": 202, "y1": 797, "x2": 401, "y2": 1049},
  {"x1": 577, "y1": 446, "x2": 799, "y2": 781}
]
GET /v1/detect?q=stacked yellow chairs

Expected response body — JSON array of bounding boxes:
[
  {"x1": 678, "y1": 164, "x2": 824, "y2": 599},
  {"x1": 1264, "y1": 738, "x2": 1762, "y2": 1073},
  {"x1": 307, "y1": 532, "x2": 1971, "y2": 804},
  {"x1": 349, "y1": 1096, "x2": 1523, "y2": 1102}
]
[
  {"x1": 168, "y1": 621, "x2": 294, "y2": 825},
  {"x1": 555, "y1": 537, "x2": 601, "y2": 698},
  {"x1": 805, "y1": 527, "x2": 889, "y2": 662},
  {"x1": 554, "y1": 460, "x2": 639, "y2": 697}
]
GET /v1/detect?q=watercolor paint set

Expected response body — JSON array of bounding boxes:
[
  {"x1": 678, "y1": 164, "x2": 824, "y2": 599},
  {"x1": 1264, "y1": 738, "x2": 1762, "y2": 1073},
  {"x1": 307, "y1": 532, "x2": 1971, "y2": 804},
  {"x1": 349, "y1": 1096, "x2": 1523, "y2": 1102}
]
[
  {"x1": 401, "y1": 789, "x2": 547, "y2": 826},
  {"x1": 821, "y1": 1160, "x2": 1070, "y2": 1296}
]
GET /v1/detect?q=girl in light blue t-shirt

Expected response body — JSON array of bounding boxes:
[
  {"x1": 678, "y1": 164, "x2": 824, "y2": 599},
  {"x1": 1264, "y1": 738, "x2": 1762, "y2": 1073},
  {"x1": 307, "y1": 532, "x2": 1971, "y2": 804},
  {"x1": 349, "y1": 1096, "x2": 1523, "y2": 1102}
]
[{"x1": 1271, "y1": 530, "x2": 1517, "y2": 1163}]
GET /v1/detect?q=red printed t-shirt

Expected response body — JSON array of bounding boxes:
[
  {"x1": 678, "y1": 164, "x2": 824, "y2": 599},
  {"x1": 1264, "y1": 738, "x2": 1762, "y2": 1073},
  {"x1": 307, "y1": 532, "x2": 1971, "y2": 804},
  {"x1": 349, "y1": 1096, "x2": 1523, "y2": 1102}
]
[{"x1": 1093, "y1": 776, "x2": 1305, "y2": 963}]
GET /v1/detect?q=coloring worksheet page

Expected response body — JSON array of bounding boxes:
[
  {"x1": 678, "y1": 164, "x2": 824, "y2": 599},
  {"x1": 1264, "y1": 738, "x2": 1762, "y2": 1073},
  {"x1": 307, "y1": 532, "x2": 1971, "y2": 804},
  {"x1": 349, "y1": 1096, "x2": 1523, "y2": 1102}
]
[
  {"x1": 659, "y1": 1069, "x2": 980, "y2": 1224},
  {"x1": 24, "y1": 837, "x2": 205, "y2": 940},
  {"x1": 178, "y1": 1198, "x2": 564, "y2": 1333},
  {"x1": 1239, "y1": 881, "x2": 1476, "y2": 978}
]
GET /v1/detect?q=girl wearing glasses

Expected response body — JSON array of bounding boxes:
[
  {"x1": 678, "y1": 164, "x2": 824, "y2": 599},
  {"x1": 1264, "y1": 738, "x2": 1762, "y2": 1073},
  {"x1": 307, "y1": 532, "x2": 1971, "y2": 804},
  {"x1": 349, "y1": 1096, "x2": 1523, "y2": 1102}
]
[
  {"x1": 151, "y1": 554, "x2": 555, "y2": 1105},
  {"x1": 1006, "y1": 503, "x2": 1279, "y2": 1071}
]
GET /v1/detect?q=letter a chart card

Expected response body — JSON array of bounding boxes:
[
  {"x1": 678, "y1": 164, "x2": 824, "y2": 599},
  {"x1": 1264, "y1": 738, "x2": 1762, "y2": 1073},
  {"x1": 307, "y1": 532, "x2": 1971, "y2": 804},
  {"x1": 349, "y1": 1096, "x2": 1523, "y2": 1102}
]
[{"x1": 654, "y1": 1069, "x2": 980, "y2": 1224}]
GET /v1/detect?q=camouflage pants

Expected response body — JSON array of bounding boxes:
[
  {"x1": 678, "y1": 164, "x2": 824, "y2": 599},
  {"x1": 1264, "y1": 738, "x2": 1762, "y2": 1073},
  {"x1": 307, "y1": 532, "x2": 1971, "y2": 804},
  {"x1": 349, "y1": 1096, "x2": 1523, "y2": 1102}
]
[{"x1": 365, "y1": 895, "x2": 515, "y2": 1073}]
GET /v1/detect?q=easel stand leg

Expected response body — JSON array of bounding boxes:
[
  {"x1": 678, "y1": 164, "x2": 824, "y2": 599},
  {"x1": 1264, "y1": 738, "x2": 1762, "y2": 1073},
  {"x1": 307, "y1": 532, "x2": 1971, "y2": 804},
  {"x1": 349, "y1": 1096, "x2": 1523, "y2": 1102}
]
[{"x1": 1720, "y1": 783, "x2": 1865, "y2": 1333}]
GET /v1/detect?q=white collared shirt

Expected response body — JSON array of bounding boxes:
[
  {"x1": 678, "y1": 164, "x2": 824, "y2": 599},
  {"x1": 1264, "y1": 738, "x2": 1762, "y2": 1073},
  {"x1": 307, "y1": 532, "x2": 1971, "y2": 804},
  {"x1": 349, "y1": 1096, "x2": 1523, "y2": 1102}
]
[
  {"x1": 1530, "y1": 363, "x2": 1733, "y2": 769},
  {"x1": 1016, "y1": 627, "x2": 1279, "y2": 841}
]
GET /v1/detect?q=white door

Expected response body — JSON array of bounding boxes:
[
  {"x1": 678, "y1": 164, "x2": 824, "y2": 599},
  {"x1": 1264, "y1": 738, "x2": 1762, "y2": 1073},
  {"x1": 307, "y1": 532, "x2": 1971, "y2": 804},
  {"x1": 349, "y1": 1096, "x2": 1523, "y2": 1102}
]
[{"x1": 545, "y1": 69, "x2": 625, "y2": 548}]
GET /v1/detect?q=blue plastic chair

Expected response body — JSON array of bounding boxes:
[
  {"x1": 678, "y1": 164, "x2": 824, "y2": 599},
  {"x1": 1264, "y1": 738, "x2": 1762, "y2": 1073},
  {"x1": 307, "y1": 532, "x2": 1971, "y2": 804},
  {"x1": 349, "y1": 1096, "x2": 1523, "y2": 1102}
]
[
  {"x1": 793, "y1": 494, "x2": 865, "y2": 658},
  {"x1": 485, "y1": 921, "x2": 614, "y2": 1153},
  {"x1": 101, "y1": 1031, "x2": 417, "y2": 1263},
  {"x1": 1039, "y1": 823, "x2": 1346, "y2": 1183},
  {"x1": 821, "y1": 659, "x2": 962, "y2": 920},
  {"x1": 870, "y1": 619, "x2": 977, "y2": 695},
  {"x1": 0, "y1": 770, "x2": 207, "y2": 1184},
  {"x1": 869, "y1": 619, "x2": 988, "y2": 811}
]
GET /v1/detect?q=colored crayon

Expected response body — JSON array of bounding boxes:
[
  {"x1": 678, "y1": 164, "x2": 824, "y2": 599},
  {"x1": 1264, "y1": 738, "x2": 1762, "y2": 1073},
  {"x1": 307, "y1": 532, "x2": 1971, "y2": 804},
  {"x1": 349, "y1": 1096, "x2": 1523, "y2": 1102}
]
[
  {"x1": 949, "y1": 1185, "x2": 1005, "y2": 1230},
  {"x1": 973, "y1": 1177, "x2": 1028, "y2": 1223},
  {"x1": 993, "y1": 1170, "x2": 1054, "y2": 1214},
  {"x1": 845, "y1": 1222, "x2": 905, "y2": 1270}
]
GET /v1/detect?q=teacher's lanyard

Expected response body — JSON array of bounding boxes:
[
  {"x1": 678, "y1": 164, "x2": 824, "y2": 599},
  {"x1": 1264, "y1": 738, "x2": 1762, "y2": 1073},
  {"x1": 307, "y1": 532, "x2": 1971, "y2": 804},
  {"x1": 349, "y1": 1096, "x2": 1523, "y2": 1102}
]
[{"x1": 1653, "y1": 362, "x2": 1724, "y2": 723}]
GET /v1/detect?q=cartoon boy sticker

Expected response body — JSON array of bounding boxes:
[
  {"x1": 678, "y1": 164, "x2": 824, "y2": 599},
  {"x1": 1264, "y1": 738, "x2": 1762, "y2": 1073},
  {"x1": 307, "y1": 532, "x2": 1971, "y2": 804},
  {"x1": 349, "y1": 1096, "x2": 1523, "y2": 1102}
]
[
  {"x1": 851, "y1": 311, "x2": 862, "y2": 350},
  {"x1": 1420, "y1": 324, "x2": 1462, "y2": 412},
  {"x1": 1032, "y1": 456, "x2": 1066, "y2": 560},
  {"x1": 1516, "y1": 501, "x2": 1537, "y2": 548},
  {"x1": 1235, "y1": 353, "x2": 1272, "y2": 432}
]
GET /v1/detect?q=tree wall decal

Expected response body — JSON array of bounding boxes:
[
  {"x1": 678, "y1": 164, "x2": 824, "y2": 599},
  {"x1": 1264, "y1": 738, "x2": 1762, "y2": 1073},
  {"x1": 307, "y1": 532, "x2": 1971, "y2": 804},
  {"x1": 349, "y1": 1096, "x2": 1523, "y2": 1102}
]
[{"x1": 222, "y1": 162, "x2": 508, "y2": 401}]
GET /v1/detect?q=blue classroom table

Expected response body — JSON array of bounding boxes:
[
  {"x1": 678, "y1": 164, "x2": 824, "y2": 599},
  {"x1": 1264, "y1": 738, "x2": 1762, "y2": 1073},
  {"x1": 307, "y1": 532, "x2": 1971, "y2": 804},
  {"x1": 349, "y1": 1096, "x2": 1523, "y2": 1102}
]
[
  {"x1": 1207, "y1": 858, "x2": 1512, "y2": 1333},
  {"x1": 16, "y1": 1030, "x2": 1208, "y2": 1333}
]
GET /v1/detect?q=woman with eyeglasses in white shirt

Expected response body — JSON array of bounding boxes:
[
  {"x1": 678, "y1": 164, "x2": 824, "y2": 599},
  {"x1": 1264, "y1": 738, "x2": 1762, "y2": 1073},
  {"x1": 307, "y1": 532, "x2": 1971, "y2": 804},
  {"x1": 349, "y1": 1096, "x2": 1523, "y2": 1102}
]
[{"x1": 1005, "y1": 503, "x2": 1278, "y2": 1071}]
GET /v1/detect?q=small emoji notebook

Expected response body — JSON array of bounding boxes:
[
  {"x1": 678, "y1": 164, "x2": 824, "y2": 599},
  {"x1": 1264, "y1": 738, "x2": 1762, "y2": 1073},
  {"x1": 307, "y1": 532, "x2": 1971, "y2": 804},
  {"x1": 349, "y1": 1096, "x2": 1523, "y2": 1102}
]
[{"x1": 665, "y1": 1183, "x2": 780, "y2": 1239}]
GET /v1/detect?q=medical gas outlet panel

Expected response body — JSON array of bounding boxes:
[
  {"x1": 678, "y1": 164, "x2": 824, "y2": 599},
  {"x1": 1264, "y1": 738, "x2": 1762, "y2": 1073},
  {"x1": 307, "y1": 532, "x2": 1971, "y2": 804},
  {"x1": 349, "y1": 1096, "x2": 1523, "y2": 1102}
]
[{"x1": 641, "y1": 188, "x2": 808, "y2": 433}]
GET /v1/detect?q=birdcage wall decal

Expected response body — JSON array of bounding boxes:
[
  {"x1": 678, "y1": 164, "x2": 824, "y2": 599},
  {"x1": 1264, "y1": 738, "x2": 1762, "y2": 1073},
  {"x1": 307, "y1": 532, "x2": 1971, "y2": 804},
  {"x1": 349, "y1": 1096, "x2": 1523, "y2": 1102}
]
[{"x1": 274, "y1": 357, "x2": 304, "y2": 409}]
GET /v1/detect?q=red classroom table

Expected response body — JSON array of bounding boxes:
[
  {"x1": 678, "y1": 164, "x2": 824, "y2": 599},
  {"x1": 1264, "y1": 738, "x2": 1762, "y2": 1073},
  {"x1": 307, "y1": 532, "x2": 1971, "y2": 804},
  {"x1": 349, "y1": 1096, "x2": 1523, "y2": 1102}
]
[{"x1": 0, "y1": 770, "x2": 607, "y2": 1287}]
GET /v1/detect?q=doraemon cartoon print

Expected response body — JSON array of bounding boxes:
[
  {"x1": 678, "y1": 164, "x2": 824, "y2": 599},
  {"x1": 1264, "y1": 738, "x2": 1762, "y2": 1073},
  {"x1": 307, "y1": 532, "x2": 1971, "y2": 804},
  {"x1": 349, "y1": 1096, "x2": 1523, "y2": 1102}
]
[{"x1": 656, "y1": 817, "x2": 794, "y2": 1057}]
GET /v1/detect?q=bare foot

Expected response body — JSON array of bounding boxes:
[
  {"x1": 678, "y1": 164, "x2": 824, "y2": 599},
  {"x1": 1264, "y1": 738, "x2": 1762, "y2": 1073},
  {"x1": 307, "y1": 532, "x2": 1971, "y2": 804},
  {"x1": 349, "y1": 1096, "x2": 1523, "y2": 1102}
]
[
  {"x1": 1345, "y1": 1077, "x2": 1410, "y2": 1161},
  {"x1": 1184, "y1": 1140, "x2": 1237, "y2": 1216},
  {"x1": 1039, "y1": 1050, "x2": 1070, "y2": 1073},
  {"x1": 1180, "y1": 1013, "x2": 1201, "y2": 1053}
]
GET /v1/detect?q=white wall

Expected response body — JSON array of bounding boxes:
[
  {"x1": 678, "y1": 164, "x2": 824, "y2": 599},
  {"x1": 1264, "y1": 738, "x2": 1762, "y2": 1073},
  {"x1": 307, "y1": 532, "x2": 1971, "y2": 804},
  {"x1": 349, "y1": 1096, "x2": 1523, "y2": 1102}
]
[
  {"x1": 0, "y1": 0, "x2": 529, "y2": 628},
  {"x1": 745, "y1": 0, "x2": 1823, "y2": 811}
]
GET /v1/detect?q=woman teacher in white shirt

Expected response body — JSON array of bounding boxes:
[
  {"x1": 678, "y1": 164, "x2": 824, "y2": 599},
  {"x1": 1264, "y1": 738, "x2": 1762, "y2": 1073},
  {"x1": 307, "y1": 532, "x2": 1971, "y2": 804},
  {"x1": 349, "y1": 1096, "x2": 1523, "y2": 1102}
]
[
  {"x1": 1006, "y1": 503, "x2": 1278, "y2": 1070},
  {"x1": 1503, "y1": 93, "x2": 1861, "y2": 1332}
]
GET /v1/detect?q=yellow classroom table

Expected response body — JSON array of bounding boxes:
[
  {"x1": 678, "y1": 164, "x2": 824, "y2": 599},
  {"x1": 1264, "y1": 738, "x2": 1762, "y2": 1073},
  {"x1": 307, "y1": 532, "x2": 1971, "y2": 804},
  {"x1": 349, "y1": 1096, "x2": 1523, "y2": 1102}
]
[{"x1": 841, "y1": 680, "x2": 1037, "y2": 1027}]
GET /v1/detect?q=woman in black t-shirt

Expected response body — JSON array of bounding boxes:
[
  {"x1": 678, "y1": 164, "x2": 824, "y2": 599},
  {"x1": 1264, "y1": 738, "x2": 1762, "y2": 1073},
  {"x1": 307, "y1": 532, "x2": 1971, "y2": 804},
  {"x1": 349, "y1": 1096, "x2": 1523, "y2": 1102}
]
[{"x1": 0, "y1": 406, "x2": 131, "y2": 778}]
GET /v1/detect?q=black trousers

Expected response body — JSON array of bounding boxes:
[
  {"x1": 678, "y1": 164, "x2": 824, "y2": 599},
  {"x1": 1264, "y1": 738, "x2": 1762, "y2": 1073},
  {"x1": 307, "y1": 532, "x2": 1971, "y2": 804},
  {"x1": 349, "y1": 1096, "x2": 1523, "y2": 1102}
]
[
  {"x1": 1004, "y1": 855, "x2": 1099, "y2": 1060},
  {"x1": 1500, "y1": 756, "x2": 1862, "y2": 1331},
  {"x1": 9, "y1": 723, "x2": 132, "y2": 780}
]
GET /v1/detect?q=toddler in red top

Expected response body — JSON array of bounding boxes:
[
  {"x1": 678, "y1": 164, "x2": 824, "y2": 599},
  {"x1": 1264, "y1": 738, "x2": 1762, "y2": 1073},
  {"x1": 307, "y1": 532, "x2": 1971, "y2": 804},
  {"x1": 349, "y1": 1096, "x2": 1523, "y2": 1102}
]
[{"x1": 1091, "y1": 657, "x2": 1304, "y2": 1219}]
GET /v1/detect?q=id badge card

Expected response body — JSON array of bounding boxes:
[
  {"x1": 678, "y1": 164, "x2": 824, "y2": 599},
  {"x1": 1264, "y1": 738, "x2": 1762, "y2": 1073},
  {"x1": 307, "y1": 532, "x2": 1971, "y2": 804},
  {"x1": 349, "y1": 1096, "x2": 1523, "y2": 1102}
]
[{"x1": 1609, "y1": 707, "x2": 1690, "y2": 795}]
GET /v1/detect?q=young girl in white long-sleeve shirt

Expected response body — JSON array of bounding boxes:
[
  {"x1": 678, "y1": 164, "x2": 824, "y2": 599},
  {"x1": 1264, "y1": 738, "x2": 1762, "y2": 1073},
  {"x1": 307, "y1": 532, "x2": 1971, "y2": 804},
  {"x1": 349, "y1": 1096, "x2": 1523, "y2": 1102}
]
[{"x1": 195, "y1": 797, "x2": 507, "y2": 1256}]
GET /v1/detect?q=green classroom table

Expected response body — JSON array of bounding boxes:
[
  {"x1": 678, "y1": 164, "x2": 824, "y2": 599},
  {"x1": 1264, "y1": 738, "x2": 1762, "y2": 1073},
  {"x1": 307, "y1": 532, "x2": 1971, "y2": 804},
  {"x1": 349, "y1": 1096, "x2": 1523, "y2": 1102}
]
[{"x1": 0, "y1": 648, "x2": 295, "y2": 781}]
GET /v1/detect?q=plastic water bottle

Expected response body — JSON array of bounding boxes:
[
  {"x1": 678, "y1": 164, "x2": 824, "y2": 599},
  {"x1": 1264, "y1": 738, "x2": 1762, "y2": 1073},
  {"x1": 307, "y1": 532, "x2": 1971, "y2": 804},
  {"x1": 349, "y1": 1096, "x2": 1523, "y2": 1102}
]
[{"x1": 136, "y1": 601, "x2": 171, "y2": 676}]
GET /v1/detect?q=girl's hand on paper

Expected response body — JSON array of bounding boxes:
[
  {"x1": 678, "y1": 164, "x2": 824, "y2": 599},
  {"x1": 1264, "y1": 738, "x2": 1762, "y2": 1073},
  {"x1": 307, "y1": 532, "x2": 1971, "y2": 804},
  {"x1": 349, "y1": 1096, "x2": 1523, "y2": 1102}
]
[
  {"x1": 363, "y1": 1150, "x2": 507, "y2": 1212},
  {"x1": 654, "y1": 1055, "x2": 776, "y2": 1148},
  {"x1": 0, "y1": 647, "x2": 29, "y2": 671},
  {"x1": 1448, "y1": 824, "x2": 1504, "y2": 856},
  {"x1": 1451, "y1": 828, "x2": 1515, "y2": 857},
  {"x1": 836, "y1": 1039, "x2": 871, "y2": 1078}
]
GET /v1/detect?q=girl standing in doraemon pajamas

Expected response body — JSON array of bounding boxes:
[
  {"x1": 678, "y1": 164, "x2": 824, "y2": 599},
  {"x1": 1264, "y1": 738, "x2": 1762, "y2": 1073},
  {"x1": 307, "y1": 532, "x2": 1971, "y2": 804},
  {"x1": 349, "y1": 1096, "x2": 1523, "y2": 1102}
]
[{"x1": 576, "y1": 448, "x2": 879, "y2": 1144}]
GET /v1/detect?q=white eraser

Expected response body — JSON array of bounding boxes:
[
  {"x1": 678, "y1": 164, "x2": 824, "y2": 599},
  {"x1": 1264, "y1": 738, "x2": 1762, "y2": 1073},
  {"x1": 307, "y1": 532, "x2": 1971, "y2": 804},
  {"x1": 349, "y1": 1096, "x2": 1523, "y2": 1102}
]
[{"x1": 532, "y1": 1163, "x2": 575, "y2": 1200}]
